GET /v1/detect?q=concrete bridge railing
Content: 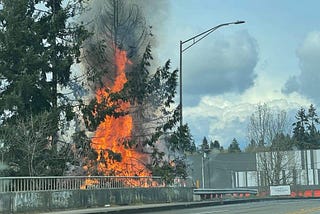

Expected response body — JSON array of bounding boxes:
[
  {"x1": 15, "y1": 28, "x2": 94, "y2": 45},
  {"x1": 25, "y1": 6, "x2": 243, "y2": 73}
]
[
  {"x1": 0, "y1": 176, "x2": 169, "y2": 192},
  {"x1": 0, "y1": 176, "x2": 194, "y2": 213}
]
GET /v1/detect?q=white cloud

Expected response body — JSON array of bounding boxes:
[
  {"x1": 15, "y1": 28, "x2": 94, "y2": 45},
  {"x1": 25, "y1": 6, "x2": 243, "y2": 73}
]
[{"x1": 184, "y1": 87, "x2": 312, "y2": 148}]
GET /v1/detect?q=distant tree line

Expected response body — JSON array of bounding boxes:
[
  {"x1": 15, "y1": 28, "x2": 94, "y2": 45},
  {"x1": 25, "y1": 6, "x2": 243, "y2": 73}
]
[
  {"x1": 198, "y1": 103, "x2": 320, "y2": 155},
  {"x1": 247, "y1": 103, "x2": 320, "y2": 152},
  {"x1": 197, "y1": 104, "x2": 320, "y2": 186},
  {"x1": 245, "y1": 103, "x2": 320, "y2": 186},
  {"x1": 197, "y1": 136, "x2": 241, "y2": 155}
]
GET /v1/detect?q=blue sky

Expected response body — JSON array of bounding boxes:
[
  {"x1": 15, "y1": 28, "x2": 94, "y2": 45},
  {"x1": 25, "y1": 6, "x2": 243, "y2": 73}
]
[{"x1": 142, "y1": 0, "x2": 320, "y2": 148}]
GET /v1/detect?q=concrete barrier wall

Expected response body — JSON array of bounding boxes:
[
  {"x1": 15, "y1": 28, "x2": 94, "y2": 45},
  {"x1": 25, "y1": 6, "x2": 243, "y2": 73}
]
[{"x1": 0, "y1": 187, "x2": 194, "y2": 213}]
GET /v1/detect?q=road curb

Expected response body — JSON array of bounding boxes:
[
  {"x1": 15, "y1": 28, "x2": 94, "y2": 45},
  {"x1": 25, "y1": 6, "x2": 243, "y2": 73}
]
[{"x1": 41, "y1": 197, "x2": 319, "y2": 214}]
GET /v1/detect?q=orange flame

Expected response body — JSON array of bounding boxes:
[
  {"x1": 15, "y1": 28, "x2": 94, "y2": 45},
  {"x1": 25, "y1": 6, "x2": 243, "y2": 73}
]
[
  {"x1": 90, "y1": 47, "x2": 150, "y2": 178},
  {"x1": 80, "y1": 178, "x2": 99, "y2": 189}
]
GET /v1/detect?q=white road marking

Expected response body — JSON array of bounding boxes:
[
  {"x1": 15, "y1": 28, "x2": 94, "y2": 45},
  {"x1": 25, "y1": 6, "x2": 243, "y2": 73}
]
[{"x1": 195, "y1": 210, "x2": 229, "y2": 214}]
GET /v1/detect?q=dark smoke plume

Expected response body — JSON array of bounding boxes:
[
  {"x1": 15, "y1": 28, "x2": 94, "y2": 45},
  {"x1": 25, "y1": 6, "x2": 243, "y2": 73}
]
[
  {"x1": 81, "y1": 0, "x2": 170, "y2": 89},
  {"x1": 82, "y1": 0, "x2": 151, "y2": 89}
]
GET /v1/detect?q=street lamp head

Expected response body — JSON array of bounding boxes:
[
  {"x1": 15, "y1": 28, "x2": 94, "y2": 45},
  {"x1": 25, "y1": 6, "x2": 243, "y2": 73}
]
[
  {"x1": 179, "y1": 20, "x2": 245, "y2": 136},
  {"x1": 234, "y1": 20, "x2": 245, "y2": 24}
]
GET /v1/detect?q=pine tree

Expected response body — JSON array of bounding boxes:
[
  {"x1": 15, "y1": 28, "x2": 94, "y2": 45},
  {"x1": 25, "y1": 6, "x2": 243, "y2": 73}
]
[
  {"x1": 228, "y1": 138, "x2": 241, "y2": 153},
  {"x1": 292, "y1": 106, "x2": 320, "y2": 149},
  {"x1": 211, "y1": 140, "x2": 221, "y2": 150},
  {"x1": 0, "y1": 0, "x2": 87, "y2": 121},
  {"x1": 306, "y1": 104, "x2": 320, "y2": 148},
  {"x1": 167, "y1": 124, "x2": 196, "y2": 154},
  {"x1": 201, "y1": 137, "x2": 210, "y2": 154},
  {"x1": 0, "y1": 0, "x2": 88, "y2": 176},
  {"x1": 292, "y1": 108, "x2": 308, "y2": 147}
]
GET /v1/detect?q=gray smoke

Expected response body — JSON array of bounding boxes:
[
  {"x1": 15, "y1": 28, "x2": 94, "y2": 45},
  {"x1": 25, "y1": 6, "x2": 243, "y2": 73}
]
[
  {"x1": 82, "y1": 0, "x2": 148, "y2": 89},
  {"x1": 132, "y1": 0, "x2": 170, "y2": 46}
]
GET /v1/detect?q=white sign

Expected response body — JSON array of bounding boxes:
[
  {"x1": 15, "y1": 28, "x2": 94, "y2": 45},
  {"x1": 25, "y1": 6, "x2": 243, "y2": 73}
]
[{"x1": 270, "y1": 185, "x2": 291, "y2": 196}]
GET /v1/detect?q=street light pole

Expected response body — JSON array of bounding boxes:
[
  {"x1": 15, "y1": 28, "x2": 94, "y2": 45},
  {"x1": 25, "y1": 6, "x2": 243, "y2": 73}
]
[
  {"x1": 179, "y1": 40, "x2": 183, "y2": 128},
  {"x1": 201, "y1": 152, "x2": 205, "y2": 188},
  {"x1": 179, "y1": 20, "x2": 245, "y2": 132}
]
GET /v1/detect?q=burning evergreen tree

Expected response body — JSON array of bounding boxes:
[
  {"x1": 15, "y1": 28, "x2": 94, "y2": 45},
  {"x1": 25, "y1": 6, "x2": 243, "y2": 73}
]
[{"x1": 80, "y1": 0, "x2": 191, "y2": 184}]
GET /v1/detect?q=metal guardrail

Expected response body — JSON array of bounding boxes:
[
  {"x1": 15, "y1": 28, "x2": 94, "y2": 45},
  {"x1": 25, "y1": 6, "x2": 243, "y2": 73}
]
[
  {"x1": 194, "y1": 188, "x2": 258, "y2": 195},
  {"x1": 0, "y1": 176, "x2": 165, "y2": 193}
]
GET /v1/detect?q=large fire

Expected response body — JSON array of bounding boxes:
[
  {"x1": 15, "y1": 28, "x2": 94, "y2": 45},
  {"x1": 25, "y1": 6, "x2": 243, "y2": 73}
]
[{"x1": 90, "y1": 47, "x2": 150, "y2": 177}]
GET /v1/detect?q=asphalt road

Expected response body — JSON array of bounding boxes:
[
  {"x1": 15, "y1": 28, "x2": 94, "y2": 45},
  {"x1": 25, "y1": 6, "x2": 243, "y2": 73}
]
[{"x1": 141, "y1": 199, "x2": 320, "y2": 214}]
